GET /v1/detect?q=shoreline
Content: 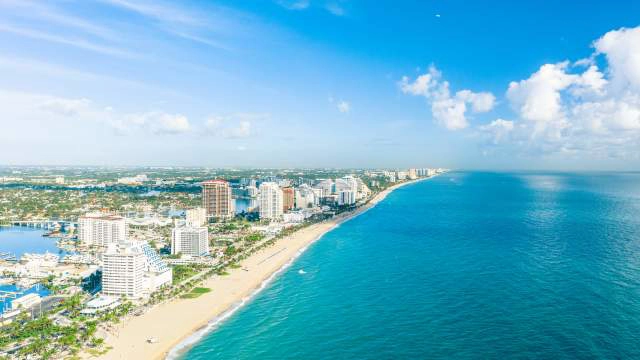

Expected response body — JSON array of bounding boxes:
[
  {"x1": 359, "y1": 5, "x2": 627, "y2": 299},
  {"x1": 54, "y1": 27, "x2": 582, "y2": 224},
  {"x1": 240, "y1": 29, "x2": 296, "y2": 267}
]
[{"x1": 96, "y1": 176, "x2": 434, "y2": 360}]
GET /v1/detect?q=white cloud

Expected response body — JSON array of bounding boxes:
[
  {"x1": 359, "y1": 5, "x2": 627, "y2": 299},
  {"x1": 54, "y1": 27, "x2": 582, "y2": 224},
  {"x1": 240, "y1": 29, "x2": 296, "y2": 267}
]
[
  {"x1": 205, "y1": 114, "x2": 259, "y2": 138},
  {"x1": 39, "y1": 97, "x2": 92, "y2": 117},
  {"x1": 277, "y1": 0, "x2": 310, "y2": 10},
  {"x1": 0, "y1": 24, "x2": 137, "y2": 58},
  {"x1": 594, "y1": 26, "x2": 640, "y2": 91},
  {"x1": 276, "y1": 0, "x2": 345, "y2": 16},
  {"x1": 100, "y1": 0, "x2": 204, "y2": 26},
  {"x1": 400, "y1": 65, "x2": 495, "y2": 130},
  {"x1": 506, "y1": 62, "x2": 576, "y2": 124},
  {"x1": 337, "y1": 100, "x2": 351, "y2": 113},
  {"x1": 456, "y1": 90, "x2": 496, "y2": 113},
  {"x1": 328, "y1": 96, "x2": 351, "y2": 113},
  {"x1": 0, "y1": 0, "x2": 117, "y2": 41},
  {"x1": 479, "y1": 119, "x2": 515, "y2": 144},
  {"x1": 4, "y1": 90, "x2": 192, "y2": 135},
  {"x1": 480, "y1": 25, "x2": 640, "y2": 159},
  {"x1": 125, "y1": 111, "x2": 191, "y2": 134},
  {"x1": 325, "y1": 3, "x2": 346, "y2": 16}
]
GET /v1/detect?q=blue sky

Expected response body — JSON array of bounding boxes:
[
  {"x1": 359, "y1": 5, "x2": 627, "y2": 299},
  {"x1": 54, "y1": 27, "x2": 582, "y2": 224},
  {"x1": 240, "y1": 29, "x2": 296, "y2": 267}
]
[{"x1": 0, "y1": 0, "x2": 639, "y2": 169}]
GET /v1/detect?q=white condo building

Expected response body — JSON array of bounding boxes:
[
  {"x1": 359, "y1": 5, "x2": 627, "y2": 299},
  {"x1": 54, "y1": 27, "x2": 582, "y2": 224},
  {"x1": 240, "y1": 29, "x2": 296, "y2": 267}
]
[
  {"x1": 338, "y1": 190, "x2": 356, "y2": 206},
  {"x1": 259, "y1": 182, "x2": 283, "y2": 220},
  {"x1": 102, "y1": 241, "x2": 172, "y2": 298},
  {"x1": 185, "y1": 208, "x2": 207, "y2": 227},
  {"x1": 172, "y1": 227, "x2": 209, "y2": 256},
  {"x1": 78, "y1": 213, "x2": 127, "y2": 246},
  {"x1": 335, "y1": 176, "x2": 358, "y2": 194}
]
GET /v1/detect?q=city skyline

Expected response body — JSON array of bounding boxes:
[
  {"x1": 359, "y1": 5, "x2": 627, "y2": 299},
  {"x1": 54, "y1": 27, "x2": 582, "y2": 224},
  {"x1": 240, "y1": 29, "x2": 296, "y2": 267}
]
[{"x1": 1, "y1": 1, "x2": 639, "y2": 170}]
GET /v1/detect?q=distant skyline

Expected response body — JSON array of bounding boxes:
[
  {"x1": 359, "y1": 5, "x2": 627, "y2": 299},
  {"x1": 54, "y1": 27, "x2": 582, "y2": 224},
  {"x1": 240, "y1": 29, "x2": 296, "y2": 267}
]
[{"x1": 0, "y1": 0, "x2": 639, "y2": 170}]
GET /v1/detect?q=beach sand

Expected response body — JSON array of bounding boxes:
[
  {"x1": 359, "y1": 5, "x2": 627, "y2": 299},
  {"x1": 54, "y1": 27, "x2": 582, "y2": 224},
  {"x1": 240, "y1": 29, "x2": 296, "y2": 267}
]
[{"x1": 96, "y1": 177, "x2": 427, "y2": 360}]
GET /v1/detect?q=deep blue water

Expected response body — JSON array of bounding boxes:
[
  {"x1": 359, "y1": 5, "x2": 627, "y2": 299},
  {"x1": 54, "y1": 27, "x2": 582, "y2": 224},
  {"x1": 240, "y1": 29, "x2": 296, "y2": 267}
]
[{"x1": 182, "y1": 172, "x2": 640, "y2": 359}]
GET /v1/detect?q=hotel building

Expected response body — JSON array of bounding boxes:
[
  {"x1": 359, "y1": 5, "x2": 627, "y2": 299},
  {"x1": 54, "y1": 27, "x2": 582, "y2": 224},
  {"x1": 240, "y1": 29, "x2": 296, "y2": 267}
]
[
  {"x1": 78, "y1": 213, "x2": 127, "y2": 247},
  {"x1": 102, "y1": 241, "x2": 172, "y2": 299},
  {"x1": 202, "y1": 180, "x2": 234, "y2": 220},
  {"x1": 172, "y1": 227, "x2": 209, "y2": 256}
]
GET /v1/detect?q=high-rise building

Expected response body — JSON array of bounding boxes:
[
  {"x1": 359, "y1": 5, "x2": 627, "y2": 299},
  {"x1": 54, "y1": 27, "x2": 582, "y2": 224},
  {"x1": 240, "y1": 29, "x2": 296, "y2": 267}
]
[
  {"x1": 282, "y1": 187, "x2": 295, "y2": 211},
  {"x1": 295, "y1": 184, "x2": 317, "y2": 209},
  {"x1": 78, "y1": 213, "x2": 127, "y2": 246},
  {"x1": 408, "y1": 168, "x2": 418, "y2": 180},
  {"x1": 246, "y1": 185, "x2": 258, "y2": 198},
  {"x1": 102, "y1": 241, "x2": 172, "y2": 299},
  {"x1": 315, "y1": 179, "x2": 335, "y2": 195},
  {"x1": 202, "y1": 180, "x2": 234, "y2": 220},
  {"x1": 259, "y1": 182, "x2": 283, "y2": 220},
  {"x1": 335, "y1": 176, "x2": 358, "y2": 194},
  {"x1": 172, "y1": 227, "x2": 209, "y2": 256},
  {"x1": 185, "y1": 208, "x2": 207, "y2": 227},
  {"x1": 338, "y1": 190, "x2": 356, "y2": 206},
  {"x1": 102, "y1": 242, "x2": 145, "y2": 298}
]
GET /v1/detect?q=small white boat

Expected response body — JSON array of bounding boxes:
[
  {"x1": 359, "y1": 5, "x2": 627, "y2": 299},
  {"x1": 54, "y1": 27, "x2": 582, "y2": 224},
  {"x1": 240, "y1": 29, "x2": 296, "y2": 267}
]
[{"x1": 298, "y1": 269, "x2": 306, "y2": 274}]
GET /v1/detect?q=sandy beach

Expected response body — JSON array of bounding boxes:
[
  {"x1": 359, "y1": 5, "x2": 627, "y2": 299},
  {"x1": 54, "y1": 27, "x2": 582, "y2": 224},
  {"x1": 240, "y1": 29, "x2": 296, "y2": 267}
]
[{"x1": 96, "y1": 177, "x2": 428, "y2": 360}]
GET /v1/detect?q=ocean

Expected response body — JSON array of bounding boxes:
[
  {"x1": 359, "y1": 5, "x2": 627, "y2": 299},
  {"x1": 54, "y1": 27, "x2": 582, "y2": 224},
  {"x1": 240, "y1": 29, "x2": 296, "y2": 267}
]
[{"x1": 180, "y1": 172, "x2": 640, "y2": 359}]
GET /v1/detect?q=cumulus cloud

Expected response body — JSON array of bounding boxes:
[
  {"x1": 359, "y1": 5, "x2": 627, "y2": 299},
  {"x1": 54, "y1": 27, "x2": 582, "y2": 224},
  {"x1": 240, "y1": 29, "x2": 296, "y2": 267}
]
[
  {"x1": 594, "y1": 26, "x2": 640, "y2": 92},
  {"x1": 124, "y1": 111, "x2": 191, "y2": 134},
  {"x1": 400, "y1": 65, "x2": 495, "y2": 130},
  {"x1": 479, "y1": 119, "x2": 515, "y2": 145},
  {"x1": 9, "y1": 90, "x2": 191, "y2": 135},
  {"x1": 481, "y1": 25, "x2": 640, "y2": 158},
  {"x1": 506, "y1": 62, "x2": 576, "y2": 124},
  {"x1": 204, "y1": 114, "x2": 261, "y2": 138}
]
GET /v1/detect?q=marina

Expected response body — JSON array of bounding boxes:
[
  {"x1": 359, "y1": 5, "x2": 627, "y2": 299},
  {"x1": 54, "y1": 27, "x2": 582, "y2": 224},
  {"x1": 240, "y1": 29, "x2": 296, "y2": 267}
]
[{"x1": 0, "y1": 226, "x2": 73, "y2": 258}]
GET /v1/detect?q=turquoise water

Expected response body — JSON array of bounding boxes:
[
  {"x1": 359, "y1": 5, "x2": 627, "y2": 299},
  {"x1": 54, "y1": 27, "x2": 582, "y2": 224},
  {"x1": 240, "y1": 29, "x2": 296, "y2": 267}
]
[{"x1": 182, "y1": 172, "x2": 640, "y2": 359}]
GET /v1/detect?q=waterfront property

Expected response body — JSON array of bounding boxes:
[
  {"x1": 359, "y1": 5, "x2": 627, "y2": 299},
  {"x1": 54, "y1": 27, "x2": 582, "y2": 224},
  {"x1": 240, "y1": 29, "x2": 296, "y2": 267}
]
[
  {"x1": 202, "y1": 180, "x2": 234, "y2": 220},
  {"x1": 102, "y1": 241, "x2": 172, "y2": 298},
  {"x1": 172, "y1": 227, "x2": 209, "y2": 256}
]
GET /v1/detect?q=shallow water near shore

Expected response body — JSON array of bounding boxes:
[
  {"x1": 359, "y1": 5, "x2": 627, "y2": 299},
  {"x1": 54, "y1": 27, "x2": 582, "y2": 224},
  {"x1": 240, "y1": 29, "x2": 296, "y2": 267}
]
[{"x1": 181, "y1": 172, "x2": 640, "y2": 359}]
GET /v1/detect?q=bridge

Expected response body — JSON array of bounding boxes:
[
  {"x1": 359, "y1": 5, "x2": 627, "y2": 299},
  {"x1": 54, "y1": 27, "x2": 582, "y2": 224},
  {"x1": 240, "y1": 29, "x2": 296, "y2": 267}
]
[{"x1": 9, "y1": 220, "x2": 77, "y2": 231}]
